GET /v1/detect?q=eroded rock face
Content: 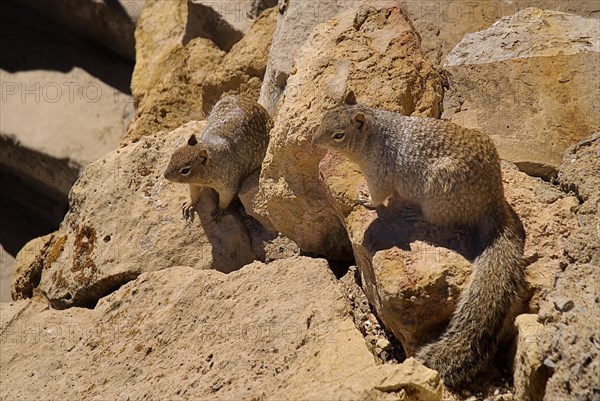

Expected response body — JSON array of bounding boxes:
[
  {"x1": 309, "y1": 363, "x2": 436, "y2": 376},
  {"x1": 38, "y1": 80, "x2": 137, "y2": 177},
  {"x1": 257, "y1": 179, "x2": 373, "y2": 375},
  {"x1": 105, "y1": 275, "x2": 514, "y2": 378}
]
[
  {"x1": 257, "y1": 0, "x2": 349, "y2": 114},
  {"x1": 443, "y1": 8, "x2": 600, "y2": 178},
  {"x1": 398, "y1": 0, "x2": 600, "y2": 66},
  {"x1": 124, "y1": 0, "x2": 276, "y2": 145},
  {"x1": 1, "y1": 258, "x2": 442, "y2": 401},
  {"x1": 12, "y1": 123, "x2": 263, "y2": 309},
  {"x1": 255, "y1": 4, "x2": 443, "y2": 260},
  {"x1": 535, "y1": 134, "x2": 600, "y2": 401}
]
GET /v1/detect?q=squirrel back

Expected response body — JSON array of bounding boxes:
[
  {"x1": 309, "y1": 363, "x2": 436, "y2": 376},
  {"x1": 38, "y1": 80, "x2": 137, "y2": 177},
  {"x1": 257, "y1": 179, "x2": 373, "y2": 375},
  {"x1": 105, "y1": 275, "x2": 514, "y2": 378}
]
[{"x1": 313, "y1": 100, "x2": 525, "y2": 387}]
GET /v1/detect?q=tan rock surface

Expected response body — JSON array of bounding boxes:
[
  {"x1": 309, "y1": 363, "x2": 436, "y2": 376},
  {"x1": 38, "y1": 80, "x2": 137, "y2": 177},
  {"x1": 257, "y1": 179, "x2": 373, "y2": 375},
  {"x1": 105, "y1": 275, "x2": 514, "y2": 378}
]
[
  {"x1": 398, "y1": 0, "x2": 600, "y2": 66},
  {"x1": 12, "y1": 123, "x2": 263, "y2": 309},
  {"x1": 201, "y1": 7, "x2": 277, "y2": 114},
  {"x1": 257, "y1": 0, "x2": 349, "y2": 113},
  {"x1": 443, "y1": 8, "x2": 600, "y2": 178},
  {"x1": 513, "y1": 314, "x2": 548, "y2": 401},
  {"x1": 1, "y1": 257, "x2": 442, "y2": 400},
  {"x1": 124, "y1": 1, "x2": 275, "y2": 145},
  {"x1": 0, "y1": 245, "x2": 15, "y2": 302},
  {"x1": 536, "y1": 134, "x2": 600, "y2": 401},
  {"x1": 256, "y1": 4, "x2": 443, "y2": 259}
]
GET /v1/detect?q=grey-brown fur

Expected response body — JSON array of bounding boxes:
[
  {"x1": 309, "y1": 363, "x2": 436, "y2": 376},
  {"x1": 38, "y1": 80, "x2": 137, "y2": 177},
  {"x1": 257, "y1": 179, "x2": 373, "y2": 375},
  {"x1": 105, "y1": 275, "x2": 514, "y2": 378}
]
[
  {"x1": 312, "y1": 97, "x2": 525, "y2": 388},
  {"x1": 164, "y1": 95, "x2": 272, "y2": 221}
]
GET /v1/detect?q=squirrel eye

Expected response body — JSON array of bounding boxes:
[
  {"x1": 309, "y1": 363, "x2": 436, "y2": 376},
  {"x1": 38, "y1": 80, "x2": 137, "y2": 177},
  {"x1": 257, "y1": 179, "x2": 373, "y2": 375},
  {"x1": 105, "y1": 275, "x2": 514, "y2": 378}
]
[
  {"x1": 333, "y1": 132, "x2": 345, "y2": 141},
  {"x1": 180, "y1": 167, "x2": 191, "y2": 175}
]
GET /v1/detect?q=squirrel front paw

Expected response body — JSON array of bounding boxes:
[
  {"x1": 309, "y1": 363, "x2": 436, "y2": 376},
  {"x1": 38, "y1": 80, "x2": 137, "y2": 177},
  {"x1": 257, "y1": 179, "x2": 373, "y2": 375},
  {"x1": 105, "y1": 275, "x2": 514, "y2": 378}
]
[
  {"x1": 210, "y1": 207, "x2": 226, "y2": 223},
  {"x1": 357, "y1": 193, "x2": 378, "y2": 209},
  {"x1": 181, "y1": 201, "x2": 197, "y2": 221}
]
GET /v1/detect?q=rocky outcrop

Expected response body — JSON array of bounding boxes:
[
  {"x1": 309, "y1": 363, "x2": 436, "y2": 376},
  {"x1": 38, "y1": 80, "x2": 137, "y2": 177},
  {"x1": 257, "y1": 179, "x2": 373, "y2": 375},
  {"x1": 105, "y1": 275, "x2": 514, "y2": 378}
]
[
  {"x1": 534, "y1": 134, "x2": 600, "y2": 401},
  {"x1": 10, "y1": 123, "x2": 282, "y2": 309},
  {"x1": 1, "y1": 258, "x2": 442, "y2": 400},
  {"x1": 124, "y1": 0, "x2": 276, "y2": 145},
  {"x1": 398, "y1": 0, "x2": 600, "y2": 66},
  {"x1": 255, "y1": 4, "x2": 443, "y2": 259},
  {"x1": 257, "y1": 0, "x2": 349, "y2": 113},
  {"x1": 0, "y1": 246, "x2": 15, "y2": 302},
  {"x1": 443, "y1": 8, "x2": 600, "y2": 178}
]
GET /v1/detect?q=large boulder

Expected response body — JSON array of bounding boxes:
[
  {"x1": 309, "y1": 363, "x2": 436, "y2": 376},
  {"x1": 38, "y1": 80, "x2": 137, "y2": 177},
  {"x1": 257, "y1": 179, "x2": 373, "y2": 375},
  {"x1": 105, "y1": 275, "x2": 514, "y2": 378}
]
[
  {"x1": 124, "y1": 0, "x2": 276, "y2": 145},
  {"x1": 0, "y1": 245, "x2": 15, "y2": 302},
  {"x1": 443, "y1": 8, "x2": 600, "y2": 178},
  {"x1": 255, "y1": 4, "x2": 443, "y2": 259},
  {"x1": 535, "y1": 134, "x2": 600, "y2": 400},
  {"x1": 258, "y1": 0, "x2": 349, "y2": 113},
  {"x1": 1, "y1": 258, "x2": 442, "y2": 400},
  {"x1": 398, "y1": 0, "x2": 600, "y2": 66},
  {"x1": 11, "y1": 123, "x2": 265, "y2": 309}
]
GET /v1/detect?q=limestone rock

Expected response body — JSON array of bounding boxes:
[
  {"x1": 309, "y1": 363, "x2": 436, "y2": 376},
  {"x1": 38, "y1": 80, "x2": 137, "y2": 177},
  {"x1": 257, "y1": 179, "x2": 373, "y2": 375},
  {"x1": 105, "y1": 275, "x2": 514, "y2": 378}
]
[
  {"x1": 124, "y1": 38, "x2": 225, "y2": 145},
  {"x1": 258, "y1": 0, "x2": 349, "y2": 113},
  {"x1": 13, "y1": 122, "x2": 263, "y2": 309},
  {"x1": 443, "y1": 8, "x2": 600, "y2": 178},
  {"x1": 0, "y1": 245, "x2": 15, "y2": 302},
  {"x1": 201, "y1": 7, "x2": 278, "y2": 114},
  {"x1": 0, "y1": 257, "x2": 442, "y2": 400},
  {"x1": 10, "y1": 234, "x2": 53, "y2": 301},
  {"x1": 256, "y1": 4, "x2": 443, "y2": 259},
  {"x1": 124, "y1": 0, "x2": 275, "y2": 145},
  {"x1": 12, "y1": 0, "x2": 138, "y2": 60},
  {"x1": 535, "y1": 134, "x2": 600, "y2": 401},
  {"x1": 513, "y1": 314, "x2": 549, "y2": 401},
  {"x1": 398, "y1": 0, "x2": 600, "y2": 66}
]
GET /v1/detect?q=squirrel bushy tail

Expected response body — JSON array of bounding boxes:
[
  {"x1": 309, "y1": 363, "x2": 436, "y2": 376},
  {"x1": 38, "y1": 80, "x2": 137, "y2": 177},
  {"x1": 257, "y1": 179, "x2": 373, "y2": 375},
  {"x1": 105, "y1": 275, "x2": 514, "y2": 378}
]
[{"x1": 417, "y1": 201, "x2": 525, "y2": 387}]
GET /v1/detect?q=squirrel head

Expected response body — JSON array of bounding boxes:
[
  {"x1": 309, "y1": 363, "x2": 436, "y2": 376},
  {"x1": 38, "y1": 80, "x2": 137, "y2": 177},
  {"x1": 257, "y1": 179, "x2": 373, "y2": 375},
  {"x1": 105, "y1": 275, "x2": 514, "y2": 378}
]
[
  {"x1": 311, "y1": 101, "x2": 371, "y2": 155},
  {"x1": 163, "y1": 133, "x2": 213, "y2": 184}
]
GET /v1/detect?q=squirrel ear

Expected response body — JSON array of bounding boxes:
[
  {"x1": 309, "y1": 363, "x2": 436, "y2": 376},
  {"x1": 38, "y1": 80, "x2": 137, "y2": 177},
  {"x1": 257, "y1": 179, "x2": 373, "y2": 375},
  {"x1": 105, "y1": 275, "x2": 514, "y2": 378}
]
[
  {"x1": 188, "y1": 134, "x2": 198, "y2": 146},
  {"x1": 198, "y1": 148, "x2": 209, "y2": 163},
  {"x1": 353, "y1": 112, "x2": 367, "y2": 132},
  {"x1": 344, "y1": 90, "x2": 357, "y2": 105}
]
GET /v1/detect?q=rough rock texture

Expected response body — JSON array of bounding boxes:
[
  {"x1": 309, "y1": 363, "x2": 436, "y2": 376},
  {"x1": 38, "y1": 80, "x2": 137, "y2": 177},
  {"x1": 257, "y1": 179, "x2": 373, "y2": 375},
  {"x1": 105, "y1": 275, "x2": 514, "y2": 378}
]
[
  {"x1": 201, "y1": 7, "x2": 278, "y2": 114},
  {"x1": 318, "y1": 146, "x2": 580, "y2": 358},
  {"x1": 10, "y1": 234, "x2": 53, "y2": 302},
  {"x1": 535, "y1": 134, "x2": 600, "y2": 401},
  {"x1": 258, "y1": 0, "x2": 349, "y2": 113},
  {"x1": 398, "y1": 0, "x2": 600, "y2": 66},
  {"x1": 124, "y1": 0, "x2": 276, "y2": 145},
  {"x1": 1, "y1": 258, "x2": 443, "y2": 401},
  {"x1": 513, "y1": 314, "x2": 549, "y2": 401},
  {"x1": 11, "y1": 0, "x2": 138, "y2": 60},
  {"x1": 0, "y1": 245, "x2": 15, "y2": 302},
  {"x1": 443, "y1": 8, "x2": 600, "y2": 178},
  {"x1": 256, "y1": 4, "x2": 443, "y2": 259},
  {"x1": 11, "y1": 123, "x2": 267, "y2": 309}
]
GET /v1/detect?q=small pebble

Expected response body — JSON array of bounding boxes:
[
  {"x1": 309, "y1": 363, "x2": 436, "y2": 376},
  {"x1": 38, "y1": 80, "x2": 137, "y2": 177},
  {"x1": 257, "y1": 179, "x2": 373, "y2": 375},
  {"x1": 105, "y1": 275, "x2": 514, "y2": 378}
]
[
  {"x1": 553, "y1": 296, "x2": 574, "y2": 312},
  {"x1": 376, "y1": 338, "x2": 392, "y2": 351},
  {"x1": 543, "y1": 357, "x2": 556, "y2": 369}
]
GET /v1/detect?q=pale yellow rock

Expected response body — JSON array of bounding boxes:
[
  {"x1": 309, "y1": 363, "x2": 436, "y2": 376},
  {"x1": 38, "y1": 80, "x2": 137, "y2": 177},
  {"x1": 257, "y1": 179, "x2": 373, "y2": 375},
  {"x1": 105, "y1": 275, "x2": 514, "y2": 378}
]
[
  {"x1": 513, "y1": 314, "x2": 548, "y2": 401},
  {"x1": 256, "y1": 4, "x2": 443, "y2": 259},
  {"x1": 443, "y1": 8, "x2": 600, "y2": 177},
  {"x1": 1, "y1": 257, "x2": 442, "y2": 400}
]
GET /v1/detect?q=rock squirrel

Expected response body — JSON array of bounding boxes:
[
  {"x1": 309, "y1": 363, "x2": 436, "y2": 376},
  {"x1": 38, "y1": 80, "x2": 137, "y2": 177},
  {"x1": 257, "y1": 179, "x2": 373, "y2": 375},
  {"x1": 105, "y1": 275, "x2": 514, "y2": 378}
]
[
  {"x1": 164, "y1": 95, "x2": 272, "y2": 221},
  {"x1": 312, "y1": 93, "x2": 525, "y2": 387}
]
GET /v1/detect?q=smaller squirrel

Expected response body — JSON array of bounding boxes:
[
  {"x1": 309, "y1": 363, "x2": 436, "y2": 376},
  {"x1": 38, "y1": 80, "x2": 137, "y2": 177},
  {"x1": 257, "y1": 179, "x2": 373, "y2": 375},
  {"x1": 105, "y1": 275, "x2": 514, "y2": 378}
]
[
  {"x1": 311, "y1": 92, "x2": 525, "y2": 387},
  {"x1": 164, "y1": 95, "x2": 272, "y2": 221}
]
